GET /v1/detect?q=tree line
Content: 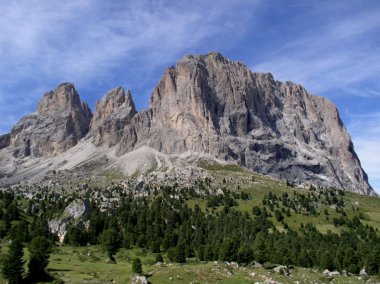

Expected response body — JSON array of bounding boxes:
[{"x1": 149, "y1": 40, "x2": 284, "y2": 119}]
[{"x1": 1, "y1": 184, "x2": 380, "y2": 282}]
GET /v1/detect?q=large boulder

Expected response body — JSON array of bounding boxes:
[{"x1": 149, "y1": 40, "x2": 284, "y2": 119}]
[{"x1": 49, "y1": 199, "x2": 92, "y2": 242}]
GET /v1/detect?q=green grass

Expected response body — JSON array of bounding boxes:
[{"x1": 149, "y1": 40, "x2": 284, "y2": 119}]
[
  {"x1": 43, "y1": 246, "x2": 380, "y2": 283},
  {"x1": 198, "y1": 161, "x2": 247, "y2": 173},
  {"x1": 42, "y1": 166, "x2": 380, "y2": 283},
  {"x1": 345, "y1": 192, "x2": 380, "y2": 232},
  {"x1": 187, "y1": 164, "x2": 380, "y2": 236},
  {"x1": 101, "y1": 169, "x2": 127, "y2": 181},
  {"x1": 2, "y1": 163, "x2": 380, "y2": 283}
]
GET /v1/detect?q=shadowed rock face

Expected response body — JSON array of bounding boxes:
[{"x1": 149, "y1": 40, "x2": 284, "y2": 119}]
[
  {"x1": 9, "y1": 83, "x2": 92, "y2": 157},
  {"x1": 107, "y1": 52, "x2": 373, "y2": 195},
  {"x1": 0, "y1": 134, "x2": 10, "y2": 149}
]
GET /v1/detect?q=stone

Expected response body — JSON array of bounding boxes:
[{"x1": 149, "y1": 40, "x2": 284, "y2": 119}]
[
  {"x1": 323, "y1": 269, "x2": 332, "y2": 276},
  {"x1": 250, "y1": 261, "x2": 263, "y2": 268},
  {"x1": 130, "y1": 275, "x2": 148, "y2": 284},
  {"x1": 112, "y1": 52, "x2": 374, "y2": 195},
  {"x1": 106, "y1": 258, "x2": 117, "y2": 264},
  {"x1": 91, "y1": 86, "x2": 136, "y2": 146},
  {"x1": 9, "y1": 83, "x2": 92, "y2": 158},
  {"x1": 360, "y1": 267, "x2": 368, "y2": 276},
  {"x1": 273, "y1": 265, "x2": 288, "y2": 275},
  {"x1": 0, "y1": 53, "x2": 375, "y2": 196},
  {"x1": 63, "y1": 199, "x2": 92, "y2": 219},
  {"x1": 49, "y1": 199, "x2": 92, "y2": 242}
]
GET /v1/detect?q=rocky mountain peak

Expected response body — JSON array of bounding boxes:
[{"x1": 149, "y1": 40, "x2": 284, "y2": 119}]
[
  {"x1": 8, "y1": 83, "x2": 92, "y2": 158},
  {"x1": 119, "y1": 53, "x2": 374, "y2": 195},
  {"x1": 91, "y1": 86, "x2": 137, "y2": 146},
  {"x1": 37, "y1": 82, "x2": 82, "y2": 115},
  {"x1": 0, "y1": 53, "x2": 375, "y2": 195}
]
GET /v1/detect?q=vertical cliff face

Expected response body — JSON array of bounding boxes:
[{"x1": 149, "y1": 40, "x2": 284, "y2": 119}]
[
  {"x1": 0, "y1": 53, "x2": 374, "y2": 195},
  {"x1": 91, "y1": 86, "x2": 136, "y2": 147},
  {"x1": 9, "y1": 83, "x2": 92, "y2": 158},
  {"x1": 112, "y1": 52, "x2": 372, "y2": 194}
]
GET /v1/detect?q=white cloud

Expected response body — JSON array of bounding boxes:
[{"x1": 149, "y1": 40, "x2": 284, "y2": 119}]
[
  {"x1": 253, "y1": 5, "x2": 380, "y2": 97},
  {"x1": 0, "y1": 0, "x2": 259, "y2": 133},
  {"x1": 0, "y1": 0, "x2": 257, "y2": 85},
  {"x1": 346, "y1": 112, "x2": 380, "y2": 194}
]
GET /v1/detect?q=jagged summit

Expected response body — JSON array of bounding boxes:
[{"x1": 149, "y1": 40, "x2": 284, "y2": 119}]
[
  {"x1": 91, "y1": 86, "x2": 136, "y2": 146},
  {"x1": 0, "y1": 52, "x2": 375, "y2": 195},
  {"x1": 6, "y1": 83, "x2": 92, "y2": 158},
  {"x1": 37, "y1": 83, "x2": 85, "y2": 115}
]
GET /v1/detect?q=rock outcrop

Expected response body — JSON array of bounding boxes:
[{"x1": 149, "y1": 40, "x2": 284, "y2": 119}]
[
  {"x1": 100, "y1": 52, "x2": 371, "y2": 194},
  {"x1": 91, "y1": 86, "x2": 136, "y2": 146},
  {"x1": 0, "y1": 53, "x2": 374, "y2": 195},
  {"x1": 9, "y1": 83, "x2": 92, "y2": 158},
  {"x1": 49, "y1": 199, "x2": 92, "y2": 242}
]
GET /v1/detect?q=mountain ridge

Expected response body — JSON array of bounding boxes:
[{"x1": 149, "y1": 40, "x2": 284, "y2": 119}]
[{"x1": 0, "y1": 52, "x2": 375, "y2": 196}]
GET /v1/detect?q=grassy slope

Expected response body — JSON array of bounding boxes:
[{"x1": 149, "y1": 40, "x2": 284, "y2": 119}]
[
  {"x1": 194, "y1": 164, "x2": 380, "y2": 233},
  {"x1": 37, "y1": 246, "x2": 380, "y2": 283},
  {"x1": 1, "y1": 164, "x2": 380, "y2": 283}
]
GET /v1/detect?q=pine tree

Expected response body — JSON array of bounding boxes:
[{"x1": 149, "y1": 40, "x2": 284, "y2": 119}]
[
  {"x1": 366, "y1": 252, "x2": 379, "y2": 275},
  {"x1": 132, "y1": 258, "x2": 143, "y2": 274},
  {"x1": 100, "y1": 228, "x2": 121, "y2": 259},
  {"x1": 155, "y1": 253, "x2": 164, "y2": 263},
  {"x1": 237, "y1": 242, "x2": 253, "y2": 264},
  {"x1": 2, "y1": 239, "x2": 25, "y2": 284},
  {"x1": 28, "y1": 236, "x2": 52, "y2": 281},
  {"x1": 253, "y1": 232, "x2": 267, "y2": 263},
  {"x1": 320, "y1": 251, "x2": 334, "y2": 270},
  {"x1": 175, "y1": 242, "x2": 187, "y2": 263},
  {"x1": 219, "y1": 238, "x2": 238, "y2": 262}
]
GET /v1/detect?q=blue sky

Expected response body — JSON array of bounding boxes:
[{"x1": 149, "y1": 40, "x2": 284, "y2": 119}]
[{"x1": 0, "y1": 0, "x2": 379, "y2": 193}]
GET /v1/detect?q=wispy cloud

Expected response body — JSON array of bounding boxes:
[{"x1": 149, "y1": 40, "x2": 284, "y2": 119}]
[
  {"x1": 346, "y1": 112, "x2": 380, "y2": 193},
  {"x1": 0, "y1": 0, "x2": 259, "y2": 132},
  {"x1": 253, "y1": 2, "x2": 380, "y2": 97}
]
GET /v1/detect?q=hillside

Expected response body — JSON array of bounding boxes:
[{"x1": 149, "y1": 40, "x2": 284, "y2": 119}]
[{"x1": 0, "y1": 165, "x2": 379, "y2": 283}]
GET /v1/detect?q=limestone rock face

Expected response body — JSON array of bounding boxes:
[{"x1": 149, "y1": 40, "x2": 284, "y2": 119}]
[
  {"x1": 112, "y1": 52, "x2": 373, "y2": 195},
  {"x1": 91, "y1": 86, "x2": 136, "y2": 146},
  {"x1": 9, "y1": 83, "x2": 92, "y2": 158},
  {"x1": 0, "y1": 53, "x2": 374, "y2": 195}
]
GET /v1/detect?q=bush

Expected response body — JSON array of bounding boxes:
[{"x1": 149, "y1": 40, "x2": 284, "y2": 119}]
[
  {"x1": 155, "y1": 253, "x2": 163, "y2": 263},
  {"x1": 28, "y1": 236, "x2": 53, "y2": 281},
  {"x1": 132, "y1": 258, "x2": 143, "y2": 274}
]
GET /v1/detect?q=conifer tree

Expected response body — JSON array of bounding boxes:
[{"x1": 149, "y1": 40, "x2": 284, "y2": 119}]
[
  {"x1": 320, "y1": 251, "x2": 334, "y2": 270},
  {"x1": 100, "y1": 228, "x2": 121, "y2": 260},
  {"x1": 2, "y1": 238, "x2": 25, "y2": 284},
  {"x1": 155, "y1": 253, "x2": 164, "y2": 263},
  {"x1": 28, "y1": 236, "x2": 52, "y2": 281},
  {"x1": 132, "y1": 258, "x2": 143, "y2": 274}
]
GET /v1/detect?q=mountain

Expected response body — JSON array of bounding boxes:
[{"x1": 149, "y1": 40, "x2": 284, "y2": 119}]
[
  {"x1": 5, "y1": 83, "x2": 92, "y2": 158},
  {"x1": 0, "y1": 52, "x2": 375, "y2": 195}
]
